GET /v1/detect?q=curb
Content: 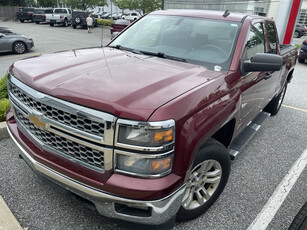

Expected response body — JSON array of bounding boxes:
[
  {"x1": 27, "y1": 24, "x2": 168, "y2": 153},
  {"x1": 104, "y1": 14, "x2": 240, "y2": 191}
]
[
  {"x1": 0, "y1": 196, "x2": 23, "y2": 230},
  {"x1": 0, "y1": 121, "x2": 9, "y2": 140}
]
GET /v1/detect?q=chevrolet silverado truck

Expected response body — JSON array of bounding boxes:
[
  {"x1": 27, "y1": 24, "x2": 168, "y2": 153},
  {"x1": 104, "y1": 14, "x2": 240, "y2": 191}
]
[
  {"x1": 46, "y1": 8, "x2": 72, "y2": 27},
  {"x1": 6, "y1": 10, "x2": 297, "y2": 225}
]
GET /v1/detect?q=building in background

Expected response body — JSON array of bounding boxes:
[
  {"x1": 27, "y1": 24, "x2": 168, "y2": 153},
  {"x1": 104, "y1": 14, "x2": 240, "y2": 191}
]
[{"x1": 163, "y1": 0, "x2": 307, "y2": 25}]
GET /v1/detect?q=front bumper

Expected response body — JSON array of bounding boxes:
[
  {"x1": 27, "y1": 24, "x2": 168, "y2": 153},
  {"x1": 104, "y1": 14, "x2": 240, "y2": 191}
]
[{"x1": 7, "y1": 121, "x2": 185, "y2": 225}]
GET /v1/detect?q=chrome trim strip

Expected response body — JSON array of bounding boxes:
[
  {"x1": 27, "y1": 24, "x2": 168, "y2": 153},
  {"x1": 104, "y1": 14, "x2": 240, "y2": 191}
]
[
  {"x1": 8, "y1": 125, "x2": 185, "y2": 225},
  {"x1": 115, "y1": 149, "x2": 174, "y2": 159}
]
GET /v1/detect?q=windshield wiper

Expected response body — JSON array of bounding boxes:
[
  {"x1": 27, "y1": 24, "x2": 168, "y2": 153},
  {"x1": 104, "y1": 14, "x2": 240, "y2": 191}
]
[
  {"x1": 139, "y1": 50, "x2": 187, "y2": 63},
  {"x1": 109, "y1": 45, "x2": 142, "y2": 54}
]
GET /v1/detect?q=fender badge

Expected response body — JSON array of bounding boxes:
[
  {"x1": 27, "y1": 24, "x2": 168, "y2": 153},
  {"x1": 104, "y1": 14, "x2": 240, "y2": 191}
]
[{"x1": 28, "y1": 114, "x2": 49, "y2": 130}]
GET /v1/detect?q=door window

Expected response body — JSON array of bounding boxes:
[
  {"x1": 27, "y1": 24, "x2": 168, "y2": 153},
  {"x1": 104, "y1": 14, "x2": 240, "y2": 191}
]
[
  {"x1": 265, "y1": 22, "x2": 277, "y2": 54},
  {"x1": 245, "y1": 22, "x2": 265, "y2": 60}
]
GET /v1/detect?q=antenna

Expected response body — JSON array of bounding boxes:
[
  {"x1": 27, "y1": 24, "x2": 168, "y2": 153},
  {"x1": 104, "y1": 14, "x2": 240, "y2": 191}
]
[{"x1": 223, "y1": 9, "x2": 230, "y2": 18}]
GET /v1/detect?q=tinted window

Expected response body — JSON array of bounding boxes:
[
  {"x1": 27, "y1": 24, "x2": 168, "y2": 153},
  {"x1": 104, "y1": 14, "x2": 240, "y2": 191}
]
[
  {"x1": 45, "y1": 9, "x2": 53, "y2": 13},
  {"x1": 55, "y1": 9, "x2": 67, "y2": 13},
  {"x1": 245, "y1": 22, "x2": 265, "y2": 60},
  {"x1": 265, "y1": 22, "x2": 277, "y2": 54}
]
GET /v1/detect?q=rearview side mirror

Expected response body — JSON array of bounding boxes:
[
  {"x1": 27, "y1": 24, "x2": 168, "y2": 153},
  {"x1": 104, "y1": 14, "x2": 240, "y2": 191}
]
[{"x1": 242, "y1": 53, "x2": 283, "y2": 75}]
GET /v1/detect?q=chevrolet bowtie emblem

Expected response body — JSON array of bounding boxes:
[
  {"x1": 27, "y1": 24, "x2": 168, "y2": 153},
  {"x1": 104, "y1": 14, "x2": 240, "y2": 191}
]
[{"x1": 28, "y1": 114, "x2": 48, "y2": 130}]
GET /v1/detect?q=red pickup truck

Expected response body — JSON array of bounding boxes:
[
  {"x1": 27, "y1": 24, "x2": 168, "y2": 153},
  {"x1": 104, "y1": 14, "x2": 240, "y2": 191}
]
[{"x1": 6, "y1": 10, "x2": 297, "y2": 225}]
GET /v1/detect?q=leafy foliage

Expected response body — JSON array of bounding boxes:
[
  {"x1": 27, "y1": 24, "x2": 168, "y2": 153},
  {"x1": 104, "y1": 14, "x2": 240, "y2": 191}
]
[
  {"x1": 0, "y1": 74, "x2": 8, "y2": 100},
  {"x1": 112, "y1": 0, "x2": 162, "y2": 13},
  {"x1": 63, "y1": 0, "x2": 107, "y2": 10},
  {"x1": 0, "y1": 99, "x2": 10, "y2": 122},
  {"x1": 97, "y1": 18, "x2": 114, "y2": 26},
  {"x1": 37, "y1": 0, "x2": 57, "y2": 7},
  {"x1": 0, "y1": 0, "x2": 25, "y2": 6}
]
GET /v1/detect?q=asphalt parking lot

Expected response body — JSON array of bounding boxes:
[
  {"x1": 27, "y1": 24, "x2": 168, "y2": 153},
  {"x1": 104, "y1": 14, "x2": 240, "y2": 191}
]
[{"x1": 0, "y1": 20, "x2": 306, "y2": 230}]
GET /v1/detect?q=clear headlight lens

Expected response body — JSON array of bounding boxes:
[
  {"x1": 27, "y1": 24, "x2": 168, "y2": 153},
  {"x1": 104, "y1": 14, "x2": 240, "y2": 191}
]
[
  {"x1": 117, "y1": 153, "x2": 173, "y2": 176},
  {"x1": 117, "y1": 121, "x2": 174, "y2": 147}
]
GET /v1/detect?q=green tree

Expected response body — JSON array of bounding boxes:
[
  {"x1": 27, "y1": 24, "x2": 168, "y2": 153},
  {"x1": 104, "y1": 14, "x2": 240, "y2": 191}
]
[
  {"x1": 0, "y1": 0, "x2": 26, "y2": 6},
  {"x1": 63, "y1": 0, "x2": 107, "y2": 10},
  {"x1": 37, "y1": 0, "x2": 57, "y2": 7},
  {"x1": 112, "y1": 0, "x2": 162, "y2": 14}
]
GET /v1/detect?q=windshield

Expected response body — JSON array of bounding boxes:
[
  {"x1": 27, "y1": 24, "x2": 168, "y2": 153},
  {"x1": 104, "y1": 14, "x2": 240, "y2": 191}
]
[{"x1": 109, "y1": 15, "x2": 241, "y2": 71}]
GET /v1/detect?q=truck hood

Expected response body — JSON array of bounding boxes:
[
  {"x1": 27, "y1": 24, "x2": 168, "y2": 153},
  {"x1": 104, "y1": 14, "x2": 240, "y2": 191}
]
[{"x1": 10, "y1": 47, "x2": 222, "y2": 120}]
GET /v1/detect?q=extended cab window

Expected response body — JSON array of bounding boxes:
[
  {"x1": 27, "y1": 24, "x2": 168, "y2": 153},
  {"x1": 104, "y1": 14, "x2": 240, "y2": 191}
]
[
  {"x1": 265, "y1": 22, "x2": 277, "y2": 54},
  {"x1": 245, "y1": 22, "x2": 265, "y2": 60}
]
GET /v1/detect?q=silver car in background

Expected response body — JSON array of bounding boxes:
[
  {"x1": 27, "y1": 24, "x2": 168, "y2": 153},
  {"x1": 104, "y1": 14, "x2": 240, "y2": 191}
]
[{"x1": 0, "y1": 29, "x2": 34, "y2": 54}]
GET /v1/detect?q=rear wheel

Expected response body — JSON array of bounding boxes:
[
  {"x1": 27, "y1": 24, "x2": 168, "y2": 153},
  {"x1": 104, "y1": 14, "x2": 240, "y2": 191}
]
[
  {"x1": 35, "y1": 21, "x2": 39, "y2": 24},
  {"x1": 20, "y1": 19, "x2": 24, "y2": 23},
  {"x1": 63, "y1": 19, "x2": 68, "y2": 27},
  {"x1": 298, "y1": 57, "x2": 305, "y2": 63},
  {"x1": 49, "y1": 23, "x2": 54, "y2": 27},
  {"x1": 264, "y1": 83, "x2": 287, "y2": 116},
  {"x1": 72, "y1": 24, "x2": 76, "y2": 29},
  {"x1": 177, "y1": 138, "x2": 231, "y2": 221},
  {"x1": 13, "y1": 41, "x2": 27, "y2": 54},
  {"x1": 294, "y1": 31, "x2": 299, "y2": 38}
]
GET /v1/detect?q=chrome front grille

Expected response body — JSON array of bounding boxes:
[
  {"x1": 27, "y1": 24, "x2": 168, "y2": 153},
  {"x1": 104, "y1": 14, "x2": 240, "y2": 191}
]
[
  {"x1": 9, "y1": 83, "x2": 105, "y2": 137},
  {"x1": 15, "y1": 109, "x2": 105, "y2": 170},
  {"x1": 8, "y1": 73, "x2": 115, "y2": 172}
]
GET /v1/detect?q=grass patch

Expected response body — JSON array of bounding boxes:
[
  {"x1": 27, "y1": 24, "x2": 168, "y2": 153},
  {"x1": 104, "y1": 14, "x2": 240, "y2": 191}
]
[
  {"x1": 295, "y1": 44, "x2": 301, "y2": 49},
  {"x1": 0, "y1": 74, "x2": 9, "y2": 122},
  {"x1": 0, "y1": 73, "x2": 8, "y2": 100},
  {"x1": 97, "y1": 19, "x2": 114, "y2": 27},
  {"x1": 0, "y1": 99, "x2": 10, "y2": 121}
]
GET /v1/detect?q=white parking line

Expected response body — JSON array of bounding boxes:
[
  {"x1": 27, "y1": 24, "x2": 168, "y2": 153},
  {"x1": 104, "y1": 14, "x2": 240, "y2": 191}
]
[{"x1": 247, "y1": 148, "x2": 307, "y2": 230}]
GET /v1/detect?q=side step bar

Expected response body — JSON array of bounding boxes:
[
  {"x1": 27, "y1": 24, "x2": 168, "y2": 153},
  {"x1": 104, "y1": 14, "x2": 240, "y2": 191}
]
[{"x1": 229, "y1": 111, "x2": 271, "y2": 159}]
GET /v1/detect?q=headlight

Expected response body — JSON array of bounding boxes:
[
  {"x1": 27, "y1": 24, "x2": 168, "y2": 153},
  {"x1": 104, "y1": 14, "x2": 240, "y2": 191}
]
[
  {"x1": 115, "y1": 119, "x2": 175, "y2": 177},
  {"x1": 116, "y1": 151, "x2": 173, "y2": 177},
  {"x1": 117, "y1": 119, "x2": 175, "y2": 148}
]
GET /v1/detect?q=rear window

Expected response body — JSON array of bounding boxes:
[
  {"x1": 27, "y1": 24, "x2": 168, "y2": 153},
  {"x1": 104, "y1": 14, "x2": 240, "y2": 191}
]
[
  {"x1": 45, "y1": 9, "x2": 53, "y2": 13},
  {"x1": 34, "y1": 9, "x2": 44, "y2": 14},
  {"x1": 55, "y1": 9, "x2": 67, "y2": 14},
  {"x1": 73, "y1": 11, "x2": 86, "y2": 17},
  {"x1": 115, "y1": 20, "x2": 130, "y2": 25}
]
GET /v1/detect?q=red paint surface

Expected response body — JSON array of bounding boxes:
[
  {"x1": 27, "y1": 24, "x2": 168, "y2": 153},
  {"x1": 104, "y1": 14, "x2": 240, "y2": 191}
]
[
  {"x1": 283, "y1": 0, "x2": 302, "y2": 44},
  {"x1": 7, "y1": 10, "x2": 298, "y2": 201}
]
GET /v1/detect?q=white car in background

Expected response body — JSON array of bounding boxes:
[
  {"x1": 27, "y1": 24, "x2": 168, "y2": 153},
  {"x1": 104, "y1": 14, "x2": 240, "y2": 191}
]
[{"x1": 122, "y1": 12, "x2": 140, "y2": 21}]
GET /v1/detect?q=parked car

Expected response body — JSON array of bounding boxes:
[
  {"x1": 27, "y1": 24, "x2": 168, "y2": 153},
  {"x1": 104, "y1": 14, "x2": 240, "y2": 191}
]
[
  {"x1": 72, "y1": 11, "x2": 97, "y2": 29},
  {"x1": 101, "y1": 12, "x2": 111, "y2": 19},
  {"x1": 122, "y1": 12, "x2": 140, "y2": 21},
  {"x1": 294, "y1": 24, "x2": 307, "y2": 38},
  {"x1": 6, "y1": 10, "x2": 297, "y2": 226},
  {"x1": 33, "y1": 8, "x2": 53, "y2": 24},
  {"x1": 0, "y1": 32, "x2": 34, "y2": 54},
  {"x1": 298, "y1": 39, "x2": 307, "y2": 63},
  {"x1": 46, "y1": 8, "x2": 72, "y2": 27},
  {"x1": 16, "y1": 7, "x2": 35, "y2": 23},
  {"x1": 110, "y1": 19, "x2": 130, "y2": 38},
  {"x1": 0, "y1": 27, "x2": 13, "y2": 34}
]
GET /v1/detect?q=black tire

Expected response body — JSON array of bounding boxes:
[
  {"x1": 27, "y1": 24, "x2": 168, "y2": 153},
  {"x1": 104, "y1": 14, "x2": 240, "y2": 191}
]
[
  {"x1": 50, "y1": 23, "x2": 54, "y2": 27},
  {"x1": 294, "y1": 31, "x2": 299, "y2": 38},
  {"x1": 63, "y1": 19, "x2": 68, "y2": 27},
  {"x1": 12, "y1": 41, "x2": 27, "y2": 54},
  {"x1": 264, "y1": 83, "x2": 287, "y2": 116},
  {"x1": 20, "y1": 19, "x2": 24, "y2": 23},
  {"x1": 72, "y1": 24, "x2": 76, "y2": 29},
  {"x1": 35, "y1": 21, "x2": 39, "y2": 24},
  {"x1": 289, "y1": 202, "x2": 307, "y2": 230},
  {"x1": 298, "y1": 57, "x2": 305, "y2": 63},
  {"x1": 176, "y1": 138, "x2": 231, "y2": 221}
]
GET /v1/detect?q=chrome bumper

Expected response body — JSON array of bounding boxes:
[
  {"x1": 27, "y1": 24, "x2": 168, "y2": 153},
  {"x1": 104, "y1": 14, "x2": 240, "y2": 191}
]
[{"x1": 7, "y1": 126, "x2": 185, "y2": 225}]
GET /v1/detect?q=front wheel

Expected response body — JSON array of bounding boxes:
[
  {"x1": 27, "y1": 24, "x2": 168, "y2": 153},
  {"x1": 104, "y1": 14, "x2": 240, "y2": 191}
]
[
  {"x1": 264, "y1": 83, "x2": 287, "y2": 116},
  {"x1": 13, "y1": 41, "x2": 26, "y2": 54},
  {"x1": 177, "y1": 138, "x2": 231, "y2": 221},
  {"x1": 298, "y1": 57, "x2": 305, "y2": 63}
]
